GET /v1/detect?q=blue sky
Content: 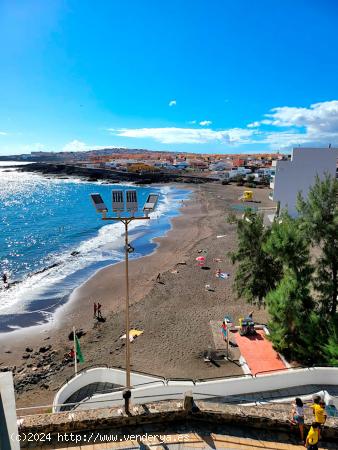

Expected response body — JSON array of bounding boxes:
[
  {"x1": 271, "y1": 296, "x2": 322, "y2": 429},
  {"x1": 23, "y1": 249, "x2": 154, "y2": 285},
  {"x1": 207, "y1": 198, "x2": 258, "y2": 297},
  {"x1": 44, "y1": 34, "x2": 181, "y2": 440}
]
[{"x1": 1, "y1": 0, "x2": 338, "y2": 155}]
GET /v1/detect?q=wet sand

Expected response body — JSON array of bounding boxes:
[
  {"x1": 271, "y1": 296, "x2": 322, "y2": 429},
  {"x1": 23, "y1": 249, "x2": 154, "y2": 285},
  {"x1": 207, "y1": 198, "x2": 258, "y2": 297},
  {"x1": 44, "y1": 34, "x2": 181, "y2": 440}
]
[{"x1": 0, "y1": 183, "x2": 273, "y2": 412}]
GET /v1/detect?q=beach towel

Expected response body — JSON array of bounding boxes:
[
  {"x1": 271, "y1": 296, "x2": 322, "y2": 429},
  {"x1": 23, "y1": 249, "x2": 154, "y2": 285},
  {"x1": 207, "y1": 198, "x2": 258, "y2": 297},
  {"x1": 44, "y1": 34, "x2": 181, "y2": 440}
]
[
  {"x1": 216, "y1": 272, "x2": 230, "y2": 279},
  {"x1": 120, "y1": 329, "x2": 144, "y2": 342}
]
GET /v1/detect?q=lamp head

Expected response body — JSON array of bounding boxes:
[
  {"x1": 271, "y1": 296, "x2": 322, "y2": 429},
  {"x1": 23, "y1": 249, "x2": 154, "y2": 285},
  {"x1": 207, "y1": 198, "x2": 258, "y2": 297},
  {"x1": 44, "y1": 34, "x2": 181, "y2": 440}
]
[
  {"x1": 112, "y1": 190, "x2": 124, "y2": 213},
  {"x1": 126, "y1": 190, "x2": 138, "y2": 214},
  {"x1": 90, "y1": 193, "x2": 108, "y2": 214},
  {"x1": 143, "y1": 193, "x2": 159, "y2": 215}
]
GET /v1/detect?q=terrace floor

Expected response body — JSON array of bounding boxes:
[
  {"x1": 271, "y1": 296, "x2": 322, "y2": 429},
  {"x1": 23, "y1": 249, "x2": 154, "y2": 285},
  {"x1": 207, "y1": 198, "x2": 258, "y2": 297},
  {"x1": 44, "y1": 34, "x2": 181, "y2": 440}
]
[{"x1": 233, "y1": 329, "x2": 286, "y2": 375}]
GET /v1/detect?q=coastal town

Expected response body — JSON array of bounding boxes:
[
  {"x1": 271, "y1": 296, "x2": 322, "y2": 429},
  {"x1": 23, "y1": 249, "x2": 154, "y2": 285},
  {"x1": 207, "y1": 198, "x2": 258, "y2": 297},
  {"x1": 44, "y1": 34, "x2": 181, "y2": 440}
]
[
  {"x1": 2, "y1": 147, "x2": 285, "y2": 179},
  {"x1": 1, "y1": 1, "x2": 338, "y2": 449},
  {"x1": 1, "y1": 146, "x2": 338, "y2": 450}
]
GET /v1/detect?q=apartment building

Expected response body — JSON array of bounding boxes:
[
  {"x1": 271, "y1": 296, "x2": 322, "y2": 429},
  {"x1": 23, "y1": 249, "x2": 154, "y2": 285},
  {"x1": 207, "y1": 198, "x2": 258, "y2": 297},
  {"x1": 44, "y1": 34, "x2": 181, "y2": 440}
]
[{"x1": 270, "y1": 147, "x2": 338, "y2": 216}]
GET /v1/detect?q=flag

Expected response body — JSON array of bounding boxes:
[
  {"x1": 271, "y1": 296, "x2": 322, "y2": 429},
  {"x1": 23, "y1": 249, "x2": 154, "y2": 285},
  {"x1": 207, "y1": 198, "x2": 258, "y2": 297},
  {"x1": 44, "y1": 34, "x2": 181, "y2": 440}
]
[{"x1": 75, "y1": 335, "x2": 84, "y2": 363}]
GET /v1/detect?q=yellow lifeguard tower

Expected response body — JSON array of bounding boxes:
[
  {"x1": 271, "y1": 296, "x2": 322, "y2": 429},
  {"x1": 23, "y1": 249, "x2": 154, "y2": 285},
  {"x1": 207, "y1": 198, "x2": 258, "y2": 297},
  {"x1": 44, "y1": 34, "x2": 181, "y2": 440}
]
[{"x1": 239, "y1": 190, "x2": 253, "y2": 202}]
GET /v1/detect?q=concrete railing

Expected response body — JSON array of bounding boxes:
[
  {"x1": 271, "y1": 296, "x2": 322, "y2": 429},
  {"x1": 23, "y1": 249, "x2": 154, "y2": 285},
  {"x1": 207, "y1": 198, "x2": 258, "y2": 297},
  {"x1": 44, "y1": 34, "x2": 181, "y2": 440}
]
[
  {"x1": 193, "y1": 367, "x2": 338, "y2": 398},
  {"x1": 53, "y1": 366, "x2": 338, "y2": 412},
  {"x1": 53, "y1": 368, "x2": 164, "y2": 412}
]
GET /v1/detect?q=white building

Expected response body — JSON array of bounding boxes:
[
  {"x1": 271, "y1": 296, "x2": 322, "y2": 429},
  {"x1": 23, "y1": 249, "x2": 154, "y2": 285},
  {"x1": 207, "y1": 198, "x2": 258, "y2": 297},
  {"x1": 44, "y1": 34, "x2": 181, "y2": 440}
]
[
  {"x1": 209, "y1": 160, "x2": 232, "y2": 171},
  {"x1": 270, "y1": 147, "x2": 338, "y2": 216}
]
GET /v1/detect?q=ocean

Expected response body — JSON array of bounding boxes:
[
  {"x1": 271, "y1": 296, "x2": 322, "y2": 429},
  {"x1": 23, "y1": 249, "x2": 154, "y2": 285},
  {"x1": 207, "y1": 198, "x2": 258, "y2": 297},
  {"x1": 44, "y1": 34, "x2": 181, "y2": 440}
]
[{"x1": 0, "y1": 162, "x2": 189, "y2": 333}]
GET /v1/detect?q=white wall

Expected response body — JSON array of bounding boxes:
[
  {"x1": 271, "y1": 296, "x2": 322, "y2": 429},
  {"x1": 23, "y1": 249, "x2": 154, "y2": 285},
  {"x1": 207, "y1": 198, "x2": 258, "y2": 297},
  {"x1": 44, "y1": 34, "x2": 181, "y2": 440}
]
[
  {"x1": 53, "y1": 367, "x2": 338, "y2": 412},
  {"x1": 53, "y1": 368, "x2": 164, "y2": 411},
  {"x1": 271, "y1": 147, "x2": 338, "y2": 216},
  {"x1": 0, "y1": 372, "x2": 19, "y2": 450}
]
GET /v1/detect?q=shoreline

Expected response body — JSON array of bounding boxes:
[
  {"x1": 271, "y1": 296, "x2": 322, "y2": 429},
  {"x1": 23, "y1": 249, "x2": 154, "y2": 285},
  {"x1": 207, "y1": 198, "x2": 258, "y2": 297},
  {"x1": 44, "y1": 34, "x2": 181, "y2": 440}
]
[
  {"x1": 2, "y1": 183, "x2": 273, "y2": 411},
  {"x1": 1, "y1": 184, "x2": 209, "y2": 404},
  {"x1": 0, "y1": 184, "x2": 196, "y2": 343},
  {"x1": 0, "y1": 181, "x2": 190, "y2": 332}
]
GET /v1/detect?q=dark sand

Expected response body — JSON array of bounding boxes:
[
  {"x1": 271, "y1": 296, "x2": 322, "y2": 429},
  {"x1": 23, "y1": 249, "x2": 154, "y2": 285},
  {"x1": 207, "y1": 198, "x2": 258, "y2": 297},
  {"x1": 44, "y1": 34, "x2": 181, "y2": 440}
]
[{"x1": 0, "y1": 183, "x2": 273, "y2": 412}]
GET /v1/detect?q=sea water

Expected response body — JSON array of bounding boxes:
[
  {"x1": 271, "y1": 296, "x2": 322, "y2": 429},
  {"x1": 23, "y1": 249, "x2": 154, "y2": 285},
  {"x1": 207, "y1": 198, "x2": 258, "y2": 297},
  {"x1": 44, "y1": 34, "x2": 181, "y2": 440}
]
[{"x1": 0, "y1": 163, "x2": 189, "y2": 333}]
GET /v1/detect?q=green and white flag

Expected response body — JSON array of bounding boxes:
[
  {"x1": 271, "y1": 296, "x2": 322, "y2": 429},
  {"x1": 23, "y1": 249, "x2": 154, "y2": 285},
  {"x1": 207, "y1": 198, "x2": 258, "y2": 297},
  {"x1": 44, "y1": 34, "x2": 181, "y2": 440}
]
[{"x1": 75, "y1": 335, "x2": 84, "y2": 363}]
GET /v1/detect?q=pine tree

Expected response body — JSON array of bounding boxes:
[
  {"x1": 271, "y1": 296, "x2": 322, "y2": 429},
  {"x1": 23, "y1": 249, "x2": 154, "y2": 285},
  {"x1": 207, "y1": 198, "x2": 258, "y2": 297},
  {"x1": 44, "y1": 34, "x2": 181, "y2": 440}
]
[
  {"x1": 297, "y1": 175, "x2": 338, "y2": 317},
  {"x1": 229, "y1": 209, "x2": 282, "y2": 307},
  {"x1": 264, "y1": 213, "x2": 317, "y2": 362},
  {"x1": 324, "y1": 332, "x2": 338, "y2": 365},
  {"x1": 264, "y1": 213, "x2": 313, "y2": 282}
]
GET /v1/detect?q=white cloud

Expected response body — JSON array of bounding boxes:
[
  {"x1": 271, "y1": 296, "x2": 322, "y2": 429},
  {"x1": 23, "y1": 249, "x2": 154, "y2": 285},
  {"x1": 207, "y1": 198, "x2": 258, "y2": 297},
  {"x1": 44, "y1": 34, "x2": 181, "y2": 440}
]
[
  {"x1": 107, "y1": 100, "x2": 338, "y2": 149},
  {"x1": 264, "y1": 101, "x2": 338, "y2": 132},
  {"x1": 252, "y1": 100, "x2": 338, "y2": 148},
  {"x1": 0, "y1": 131, "x2": 7, "y2": 135},
  {"x1": 247, "y1": 121, "x2": 260, "y2": 128},
  {"x1": 169, "y1": 100, "x2": 176, "y2": 107},
  {"x1": 109, "y1": 127, "x2": 255, "y2": 145}
]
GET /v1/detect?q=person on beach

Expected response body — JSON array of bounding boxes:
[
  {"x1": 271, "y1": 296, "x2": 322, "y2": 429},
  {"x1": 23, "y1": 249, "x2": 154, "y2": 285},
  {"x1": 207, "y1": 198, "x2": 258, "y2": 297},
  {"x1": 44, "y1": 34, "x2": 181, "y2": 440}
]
[
  {"x1": 93, "y1": 302, "x2": 97, "y2": 318},
  {"x1": 156, "y1": 273, "x2": 161, "y2": 283},
  {"x1": 311, "y1": 395, "x2": 321, "y2": 417},
  {"x1": 221, "y1": 320, "x2": 227, "y2": 341},
  {"x1": 291, "y1": 397, "x2": 305, "y2": 442},
  {"x1": 97, "y1": 302, "x2": 102, "y2": 319},
  {"x1": 305, "y1": 422, "x2": 320, "y2": 450},
  {"x1": 69, "y1": 347, "x2": 80, "y2": 363}
]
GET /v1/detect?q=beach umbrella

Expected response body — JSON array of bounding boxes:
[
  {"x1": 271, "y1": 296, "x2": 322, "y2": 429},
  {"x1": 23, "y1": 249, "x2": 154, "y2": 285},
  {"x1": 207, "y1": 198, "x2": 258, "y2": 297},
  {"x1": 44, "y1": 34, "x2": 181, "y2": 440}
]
[{"x1": 196, "y1": 256, "x2": 206, "y2": 266}]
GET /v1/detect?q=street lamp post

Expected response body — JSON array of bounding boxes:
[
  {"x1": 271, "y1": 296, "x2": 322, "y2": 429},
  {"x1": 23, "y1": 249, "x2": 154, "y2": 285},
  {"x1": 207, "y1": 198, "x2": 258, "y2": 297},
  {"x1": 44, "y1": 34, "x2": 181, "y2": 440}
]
[{"x1": 90, "y1": 190, "x2": 159, "y2": 391}]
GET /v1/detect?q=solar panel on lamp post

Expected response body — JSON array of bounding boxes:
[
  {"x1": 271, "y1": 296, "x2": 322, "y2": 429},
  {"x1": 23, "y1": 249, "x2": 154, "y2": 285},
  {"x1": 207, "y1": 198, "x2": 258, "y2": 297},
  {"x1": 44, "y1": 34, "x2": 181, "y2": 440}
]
[{"x1": 90, "y1": 190, "x2": 159, "y2": 398}]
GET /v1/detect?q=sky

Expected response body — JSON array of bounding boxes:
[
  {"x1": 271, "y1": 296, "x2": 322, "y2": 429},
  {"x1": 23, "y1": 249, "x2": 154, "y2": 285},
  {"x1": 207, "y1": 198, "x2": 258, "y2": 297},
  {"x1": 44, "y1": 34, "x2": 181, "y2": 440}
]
[{"x1": 1, "y1": 0, "x2": 338, "y2": 155}]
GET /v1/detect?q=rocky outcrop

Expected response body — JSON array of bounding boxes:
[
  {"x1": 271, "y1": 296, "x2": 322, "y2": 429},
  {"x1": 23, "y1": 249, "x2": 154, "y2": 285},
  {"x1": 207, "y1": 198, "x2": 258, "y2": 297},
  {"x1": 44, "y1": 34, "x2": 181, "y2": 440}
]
[
  {"x1": 20, "y1": 163, "x2": 214, "y2": 184},
  {"x1": 13, "y1": 346, "x2": 69, "y2": 393}
]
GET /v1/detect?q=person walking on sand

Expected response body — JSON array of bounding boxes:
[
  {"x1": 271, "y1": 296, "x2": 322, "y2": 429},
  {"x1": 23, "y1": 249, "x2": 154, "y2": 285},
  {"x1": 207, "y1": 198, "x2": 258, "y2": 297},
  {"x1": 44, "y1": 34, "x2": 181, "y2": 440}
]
[
  {"x1": 291, "y1": 397, "x2": 305, "y2": 442},
  {"x1": 156, "y1": 273, "x2": 161, "y2": 283},
  {"x1": 93, "y1": 302, "x2": 97, "y2": 318},
  {"x1": 97, "y1": 302, "x2": 102, "y2": 319}
]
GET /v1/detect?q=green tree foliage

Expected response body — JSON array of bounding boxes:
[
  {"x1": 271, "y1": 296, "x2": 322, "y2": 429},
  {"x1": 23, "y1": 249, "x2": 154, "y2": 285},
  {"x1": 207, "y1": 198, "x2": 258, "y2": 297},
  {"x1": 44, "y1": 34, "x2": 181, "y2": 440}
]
[
  {"x1": 297, "y1": 174, "x2": 338, "y2": 317},
  {"x1": 324, "y1": 331, "x2": 338, "y2": 365},
  {"x1": 229, "y1": 209, "x2": 282, "y2": 307},
  {"x1": 265, "y1": 271, "x2": 320, "y2": 363},
  {"x1": 230, "y1": 176, "x2": 338, "y2": 365},
  {"x1": 264, "y1": 213, "x2": 313, "y2": 283},
  {"x1": 263, "y1": 214, "x2": 318, "y2": 362}
]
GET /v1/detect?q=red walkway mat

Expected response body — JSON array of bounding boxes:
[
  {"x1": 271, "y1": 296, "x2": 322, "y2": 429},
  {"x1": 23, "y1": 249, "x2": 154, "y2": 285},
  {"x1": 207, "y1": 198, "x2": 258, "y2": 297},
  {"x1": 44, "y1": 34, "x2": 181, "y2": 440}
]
[{"x1": 233, "y1": 329, "x2": 286, "y2": 375}]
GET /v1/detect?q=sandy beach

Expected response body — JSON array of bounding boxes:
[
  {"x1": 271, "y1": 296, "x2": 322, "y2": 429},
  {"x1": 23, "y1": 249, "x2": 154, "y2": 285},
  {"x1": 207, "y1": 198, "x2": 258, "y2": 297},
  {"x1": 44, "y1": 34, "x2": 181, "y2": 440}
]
[{"x1": 1, "y1": 182, "x2": 273, "y2": 412}]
